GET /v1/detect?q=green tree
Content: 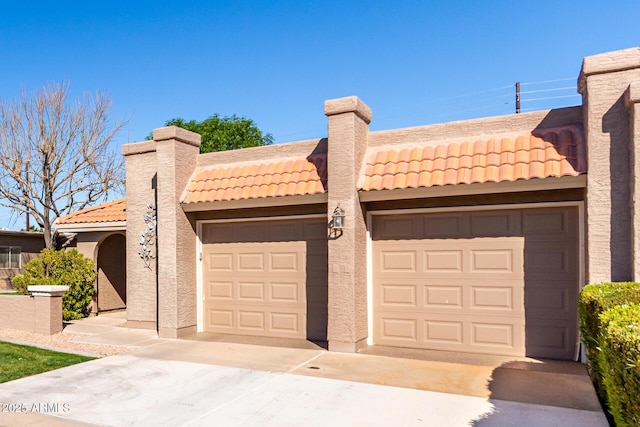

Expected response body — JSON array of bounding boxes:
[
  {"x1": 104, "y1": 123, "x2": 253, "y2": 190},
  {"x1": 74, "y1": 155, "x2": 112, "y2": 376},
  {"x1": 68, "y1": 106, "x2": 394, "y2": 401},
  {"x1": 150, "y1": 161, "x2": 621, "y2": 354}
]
[{"x1": 149, "y1": 115, "x2": 274, "y2": 153}]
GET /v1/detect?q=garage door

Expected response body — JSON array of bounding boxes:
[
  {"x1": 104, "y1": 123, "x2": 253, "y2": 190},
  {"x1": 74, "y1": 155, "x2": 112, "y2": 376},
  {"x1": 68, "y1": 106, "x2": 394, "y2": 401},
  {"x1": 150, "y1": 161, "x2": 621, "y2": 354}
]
[
  {"x1": 201, "y1": 218, "x2": 327, "y2": 340},
  {"x1": 372, "y1": 206, "x2": 579, "y2": 359}
]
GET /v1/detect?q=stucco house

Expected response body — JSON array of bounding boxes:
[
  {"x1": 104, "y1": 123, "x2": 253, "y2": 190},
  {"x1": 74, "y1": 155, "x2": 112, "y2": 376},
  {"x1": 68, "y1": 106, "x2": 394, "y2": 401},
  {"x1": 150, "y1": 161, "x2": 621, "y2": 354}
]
[
  {"x1": 56, "y1": 47, "x2": 640, "y2": 361},
  {"x1": 0, "y1": 230, "x2": 45, "y2": 290}
]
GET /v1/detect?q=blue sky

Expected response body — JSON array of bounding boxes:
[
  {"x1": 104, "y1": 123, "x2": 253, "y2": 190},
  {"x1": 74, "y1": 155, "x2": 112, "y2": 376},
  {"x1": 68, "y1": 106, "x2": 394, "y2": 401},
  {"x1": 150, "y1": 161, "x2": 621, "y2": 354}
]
[{"x1": 0, "y1": 1, "x2": 638, "y2": 229}]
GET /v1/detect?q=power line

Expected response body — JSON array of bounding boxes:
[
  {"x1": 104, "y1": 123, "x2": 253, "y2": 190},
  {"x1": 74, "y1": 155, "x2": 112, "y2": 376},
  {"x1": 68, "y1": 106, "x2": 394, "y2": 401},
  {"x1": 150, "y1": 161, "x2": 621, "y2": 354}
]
[
  {"x1": 522, "y1": 94, "x2": 581, "y2": 102},
  {"x1": 519, "y1": 86, "x2": 576, "y2": 95},
  {"x1": 520, "y1": 77, "x2": 575, "y2": 86}
]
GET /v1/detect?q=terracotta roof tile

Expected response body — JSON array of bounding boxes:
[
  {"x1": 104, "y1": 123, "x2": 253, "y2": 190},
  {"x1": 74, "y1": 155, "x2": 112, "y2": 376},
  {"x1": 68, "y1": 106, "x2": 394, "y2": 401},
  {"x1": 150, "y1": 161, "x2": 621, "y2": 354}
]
[
  {"x1": 360, "y1": 126, "x2": 586, "y2": 192},
  {"x1": 182, "y1": 153, "x2": 328, "y2": 204},
  {"x1": 56, "y1": 199, "x2": 126, "y2": 225}
]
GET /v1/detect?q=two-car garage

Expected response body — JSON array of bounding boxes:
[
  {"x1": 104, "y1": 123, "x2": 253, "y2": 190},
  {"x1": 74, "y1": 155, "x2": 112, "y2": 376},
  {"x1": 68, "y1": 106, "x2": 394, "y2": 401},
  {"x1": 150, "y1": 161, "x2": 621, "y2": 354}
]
[{"x1": 197, "y1": 204, "x2": 581, "y2": 361}]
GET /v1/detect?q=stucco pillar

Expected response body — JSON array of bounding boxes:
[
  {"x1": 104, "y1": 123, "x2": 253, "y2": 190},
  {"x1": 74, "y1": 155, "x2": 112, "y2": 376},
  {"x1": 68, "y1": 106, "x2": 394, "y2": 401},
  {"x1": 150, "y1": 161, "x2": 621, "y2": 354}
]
[
  {"x1": 153, "y1": 126, "x2": 201, "y2": 338},
  {"x1": 122, "y1": 140, "x2": 158, "y2": 330},
  {"x1": 578, "y1": 47, "x2": 640, "y2": 283},
  {"x1": 324, "y1": 96, "x2": 372, "y2": 352},
  {"x1": 28, "y1": 286, "x2": 68, "y2": 334},
  {"x1": 626, "y1": 83, "x2": 640, "y2": 280}
]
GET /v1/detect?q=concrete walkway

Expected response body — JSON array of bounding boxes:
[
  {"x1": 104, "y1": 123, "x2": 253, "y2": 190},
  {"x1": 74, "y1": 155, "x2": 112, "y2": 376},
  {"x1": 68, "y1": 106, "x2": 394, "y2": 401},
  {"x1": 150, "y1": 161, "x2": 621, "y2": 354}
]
[{"x1": 0, "y1": 313, "x2": 608, "y2": 426}]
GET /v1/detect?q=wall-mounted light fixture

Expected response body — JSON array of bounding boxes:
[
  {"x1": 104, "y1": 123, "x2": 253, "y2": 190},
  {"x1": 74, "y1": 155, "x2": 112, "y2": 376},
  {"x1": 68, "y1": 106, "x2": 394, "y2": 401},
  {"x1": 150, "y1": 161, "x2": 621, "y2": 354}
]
[
  {"x1": 332, "y1": 204, "x2": 345, "y2": 229},
  {"x1": 330, "y1": 204, "x2": 345, "y2": 238}
]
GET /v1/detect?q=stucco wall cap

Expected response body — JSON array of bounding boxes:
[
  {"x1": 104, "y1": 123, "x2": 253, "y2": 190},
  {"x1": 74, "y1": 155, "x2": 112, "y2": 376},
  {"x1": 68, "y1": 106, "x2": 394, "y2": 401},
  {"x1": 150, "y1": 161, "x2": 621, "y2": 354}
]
[
  {"x1": 324, "y1": 96, "x2": 372, "y2": 124},
  {"x1": 152, "y1": 126, "x2": 202, "y2": 147},
  {"x1": 122, "y1": 140, "x2": 156, "y2": 156},
  {"x1": 579, "y1": 47, "x2": 640, "y2": 93},
  {"x1": 28, "y1": 285, "x2": 69, "y2": 297},
  {"x1": 626, "y1": 82, "x2": 640, "y2": 107}
]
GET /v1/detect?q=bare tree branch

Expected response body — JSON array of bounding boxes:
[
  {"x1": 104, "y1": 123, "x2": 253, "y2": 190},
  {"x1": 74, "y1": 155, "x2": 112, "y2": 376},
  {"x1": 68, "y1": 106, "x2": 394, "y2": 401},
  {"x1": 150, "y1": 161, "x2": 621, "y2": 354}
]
[{"x1": 0, "y1": 82, "x2": 128, "y2": 248}]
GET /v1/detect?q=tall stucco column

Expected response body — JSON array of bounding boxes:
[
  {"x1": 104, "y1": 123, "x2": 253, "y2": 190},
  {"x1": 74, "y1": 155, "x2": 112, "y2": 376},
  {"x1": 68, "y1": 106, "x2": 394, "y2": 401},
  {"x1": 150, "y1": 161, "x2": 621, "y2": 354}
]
[
  {"x1": 578, "y1": 47, "x2": 640, "y2": 283},
  {"x1": 626, "y1": 83, "x2": 640, "y2": 280},
  {"x1": 153, "y1": 126, "x2": 201, "y2": 338},
  {"x1": 324, "y1": 96, "x2": 372, "y2": 352},
  {"x1": 122, "y1": 140, "x2": 158, "y2": 330}
]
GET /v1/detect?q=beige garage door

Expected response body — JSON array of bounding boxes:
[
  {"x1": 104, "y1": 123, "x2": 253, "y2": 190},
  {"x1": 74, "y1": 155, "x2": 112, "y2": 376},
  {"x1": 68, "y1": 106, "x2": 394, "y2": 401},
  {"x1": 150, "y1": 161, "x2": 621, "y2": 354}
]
[
  {"x1": 201, "y1": 218, "x2": 327, "y2": 340},
  {"x1": 372, "y1": 206, "x2": 579, "y2": 359}
]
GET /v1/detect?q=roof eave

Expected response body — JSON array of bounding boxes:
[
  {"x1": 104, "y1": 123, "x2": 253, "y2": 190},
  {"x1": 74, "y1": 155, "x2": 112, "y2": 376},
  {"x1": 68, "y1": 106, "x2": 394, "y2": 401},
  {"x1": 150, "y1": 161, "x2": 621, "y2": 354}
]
[
  {"x1": 55, "y1": 221, "x2": 126, "y2": 233},
  {"x1": 181, "y1": 192, "x2": 328, "y2": 212},
  {"x1": 358, "y1": 174, "x2": 587, "y2": 202}
]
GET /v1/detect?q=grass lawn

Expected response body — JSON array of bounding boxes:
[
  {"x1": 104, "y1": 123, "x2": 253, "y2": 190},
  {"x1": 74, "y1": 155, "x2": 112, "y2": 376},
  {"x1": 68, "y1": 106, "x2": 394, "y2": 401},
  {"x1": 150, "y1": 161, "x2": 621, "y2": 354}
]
[{"x1": 0, "y1": 341, "x2": 95, "y2": 383}]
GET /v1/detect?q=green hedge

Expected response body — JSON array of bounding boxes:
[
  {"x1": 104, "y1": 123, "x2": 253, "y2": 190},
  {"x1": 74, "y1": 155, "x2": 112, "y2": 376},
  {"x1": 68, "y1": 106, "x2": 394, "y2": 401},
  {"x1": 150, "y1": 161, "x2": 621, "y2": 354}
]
[
  {"x1": 579, "y1": 282, "x2": 640, "y2": 399},
  {"x1": 12, "y1": 249, "x2": 97, "y2": 321},
  {"x1": 599, "y1": 304, "x2": 640, "y2": 426}
]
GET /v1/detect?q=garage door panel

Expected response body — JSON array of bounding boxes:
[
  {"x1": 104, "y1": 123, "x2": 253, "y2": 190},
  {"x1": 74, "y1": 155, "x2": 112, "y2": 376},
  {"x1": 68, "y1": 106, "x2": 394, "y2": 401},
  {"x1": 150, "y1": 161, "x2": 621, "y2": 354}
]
[
  {"x1": 270, "y1": 282, "x2": 299, "y2": 302},
  {"x1": 207, "y1": 310, "x2": 234, "y2": 329},
  {"x1": 207, "y1": 253, "x2": 233, "y2": 271},
  {"x1": 373, "y1": 216, "x2": 419, "y2": 239},
  {"x1": 424, "y1": 285, "x2": 462, "y2": 308},
  {"x1": 423, "y1": 214, "x2": 468, "y2": 238},
  {"x1": 238, "y1": 282, "x2": 265, "y2": 301},
  {"x1": 525, "y1": 243, "x2": 576, "y2": 280},
  {"x1": 237, "y1": 253, "x2": 265, "y2": 271},
  {"x1": 381, "y1": 317, "x2": 418, "y2": 342},
  {"x1": 207, "y1": 281, "x2": 233, "y2": 299},
  {"x1": 379, "y1": 250, "x2": 417, "y2": 272},
  {"x1": 526, "y1": 318, "x2": 575, "y2": 359},
  {"x1": 270, "y1": 312, "x2": 301, "y2": 333},
  {"x1": 238, "y1": 310, "x2": 265, "y2": 330},
  {"x1": 522, "y1": 208, "x2": 578, "y2": 241},
  {"x1": 381, "y1": 284, "x2": 418, "y2": 306},
  {"x1": 526, "y1": 282, "x2": 572, "y2": 316},
  {"x1": 270, "y1": 252, "x2": 300, "y2": 272},
  {"x1": 470, "y1": 211, "x2": 520, "y2": 236},
  {"x1": 424, "y1": 250, "x2": 463, "y2": 272},
  {"x1": 472, "y1": 286, "x2": 514, "y2": 310},
  {"x1": 424, "y1": 320, "x2": 463, "y2": 344},
  {"x1": 472, "y1": 322, "x2": 515, "y2": 347}
]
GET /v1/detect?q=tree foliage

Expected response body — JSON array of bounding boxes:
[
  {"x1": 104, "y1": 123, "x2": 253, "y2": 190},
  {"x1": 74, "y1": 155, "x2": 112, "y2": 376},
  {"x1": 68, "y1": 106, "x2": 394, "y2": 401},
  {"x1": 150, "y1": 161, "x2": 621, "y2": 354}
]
[
  {"x1": 12, "y1": 249, "x2": 97, "y2": 320},
  {"x1": 151, "y1": 114, "x2": 273, "y2": 153},
  {"x1": 0, "y1": 83, "x2": 127, "y2": 249}
]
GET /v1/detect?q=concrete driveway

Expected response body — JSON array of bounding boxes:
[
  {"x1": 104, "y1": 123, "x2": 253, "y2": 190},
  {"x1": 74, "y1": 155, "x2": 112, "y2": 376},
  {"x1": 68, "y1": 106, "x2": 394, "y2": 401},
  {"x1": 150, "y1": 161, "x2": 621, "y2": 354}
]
[{"x1": 0, "y1": 314, "x2": 608, "y2": 426}]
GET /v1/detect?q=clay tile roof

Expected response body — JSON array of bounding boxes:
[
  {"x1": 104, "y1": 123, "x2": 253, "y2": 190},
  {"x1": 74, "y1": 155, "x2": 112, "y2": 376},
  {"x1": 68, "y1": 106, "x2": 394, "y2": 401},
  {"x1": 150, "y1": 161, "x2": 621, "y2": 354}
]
[
  {"x1": 56, "y1": 198, "x2": 126, "y2": 225},
  {"x1": 182, "y1": 153, "x2": 328, "y2": 204},
  {"x1": 360, "y1": 125, "x2": 586, "y2": 192}
]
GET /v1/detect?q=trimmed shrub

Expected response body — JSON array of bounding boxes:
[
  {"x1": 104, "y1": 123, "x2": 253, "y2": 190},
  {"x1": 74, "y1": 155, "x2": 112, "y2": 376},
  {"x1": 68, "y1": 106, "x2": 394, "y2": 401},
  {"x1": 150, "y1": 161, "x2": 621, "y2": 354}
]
[
  {"x1": 11, "y1": 249, "x2": 97, "y2": 320},
  {"x1": 599, "y1": 304, "x2": 640, "y2": 426},
  {"x1": 579, "y1": 282, "x2": 640, "y2": 398}
]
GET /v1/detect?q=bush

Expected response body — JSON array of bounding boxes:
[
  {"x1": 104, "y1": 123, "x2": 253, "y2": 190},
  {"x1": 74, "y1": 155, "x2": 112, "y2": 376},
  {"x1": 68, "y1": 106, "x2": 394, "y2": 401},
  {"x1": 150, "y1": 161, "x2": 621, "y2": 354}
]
[
  {"x1": 11, "y1": 249, "x2": 97, "y2": 320},
  {"x1": 599, "y1": 304, "x2": 640, "y2": 426},
  {"x1": 579, "y1": 282, "x2": 640, "y2": 398}
]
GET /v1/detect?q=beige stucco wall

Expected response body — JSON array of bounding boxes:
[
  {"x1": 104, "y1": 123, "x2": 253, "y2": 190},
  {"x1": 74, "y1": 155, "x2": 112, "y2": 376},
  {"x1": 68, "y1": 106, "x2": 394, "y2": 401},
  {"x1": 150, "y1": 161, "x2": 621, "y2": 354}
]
[
  {"x1": 368, "y1": 107, "x2": 583, "y2": 148},
  {"x1": 626, "y1": 82, "x2": 640, "y2": 280},
  {"x1": 325, "y1": 96, "x2": 371, "y2": 352},
  {"x1": 122, "y1": 141, "x2": 158, "y2": 329},
  {"x1": 0, "y1": 293, "x2": 64, "y2": 335},
  {"x1": 579, "y1": 47, "x2": 640, "y2": 283},
  {"x1": 154, "y1": 127, "x2": 201, "y2": 338}
]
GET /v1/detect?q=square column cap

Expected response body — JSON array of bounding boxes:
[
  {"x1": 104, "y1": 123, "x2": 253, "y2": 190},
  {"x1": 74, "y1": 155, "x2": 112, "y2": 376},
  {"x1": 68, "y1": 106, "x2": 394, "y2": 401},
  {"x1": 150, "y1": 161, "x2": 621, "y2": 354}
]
[
  {"x1": 324, "y1": 96, "x2": 372, "y2": 124},
  {"x1": 152, "y1": 126, "x2": 201, "y2": 147}
]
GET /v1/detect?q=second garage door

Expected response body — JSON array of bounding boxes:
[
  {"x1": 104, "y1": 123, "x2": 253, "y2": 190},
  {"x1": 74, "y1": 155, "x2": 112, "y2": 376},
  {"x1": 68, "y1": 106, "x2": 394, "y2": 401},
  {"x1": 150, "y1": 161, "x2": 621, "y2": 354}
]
[
  {"x1": 372, "y1": 206, "x2": 579, "y2": 359},
  {"x1": 201, "y1": 218, "x2": 327, "y2": 340}
]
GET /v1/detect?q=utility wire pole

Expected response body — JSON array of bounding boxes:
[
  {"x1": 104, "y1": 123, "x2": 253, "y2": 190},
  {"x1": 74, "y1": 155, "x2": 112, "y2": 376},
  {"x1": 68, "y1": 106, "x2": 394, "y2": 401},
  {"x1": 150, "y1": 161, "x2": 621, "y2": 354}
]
[{"x1": 515, "y1": 82, "x2": 521, "y2": 114}]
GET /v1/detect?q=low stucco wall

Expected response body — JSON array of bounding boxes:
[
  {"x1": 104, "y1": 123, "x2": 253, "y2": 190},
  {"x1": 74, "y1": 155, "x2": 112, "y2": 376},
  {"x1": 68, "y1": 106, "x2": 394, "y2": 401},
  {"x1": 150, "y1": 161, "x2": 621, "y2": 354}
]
[{"x1": 0, "y1": 287, "x2": 66, "y2": 334}]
